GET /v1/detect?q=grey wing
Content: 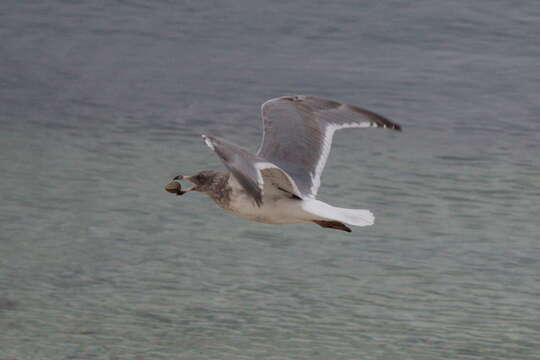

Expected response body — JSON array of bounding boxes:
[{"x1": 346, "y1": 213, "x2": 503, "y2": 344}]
[
  {"x1": 257, "y1": 95, "x2": 401, "y2": 198},
  {"x1": 202, "y1": 135, "x2": 301, "y2": 206}
]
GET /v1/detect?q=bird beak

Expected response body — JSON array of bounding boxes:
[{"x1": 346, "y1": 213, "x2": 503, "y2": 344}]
[{"x1": 172, "y1": 175, "x2": 197, "y2": 194}]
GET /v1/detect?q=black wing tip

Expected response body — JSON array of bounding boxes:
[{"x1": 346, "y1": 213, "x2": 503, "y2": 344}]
[
  {"x1": 378, "y1": 115, "x2": 402, "y2": 132},
  {"x1": 346, "y1": 103, "x2": 402, "y2": 132},
  {"x1": 383, "y1": 124, "x2": 402, "y2": 131},
  {"x1": 375, "y1": 120, "x2": 402, "y2": 132}
]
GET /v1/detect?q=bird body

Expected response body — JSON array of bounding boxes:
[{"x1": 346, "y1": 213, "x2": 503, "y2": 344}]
[
  {"x1": 227, "y1": 173, "x2": 304, "y2": 224},
  {"x1": 225, "y1": 173, "x2": 374, "y2": 230},
  {"x1": 167, "y1": 95, "x2": 401, "y2": 232}
]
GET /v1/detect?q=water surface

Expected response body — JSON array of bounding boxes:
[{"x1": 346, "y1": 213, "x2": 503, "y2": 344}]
[{"x1": 1, "y1": 1, "x2": 540, "y2": 359}]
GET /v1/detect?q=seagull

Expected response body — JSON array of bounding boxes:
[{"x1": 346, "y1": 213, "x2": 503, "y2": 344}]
[{"x1": 166, "y1": 95, "x2": 401, "y2": 232}]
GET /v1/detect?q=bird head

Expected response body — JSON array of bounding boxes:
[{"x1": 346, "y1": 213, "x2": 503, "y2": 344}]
[{"x1": 166, "y1": 170, "x2": 220, "y2": 195}]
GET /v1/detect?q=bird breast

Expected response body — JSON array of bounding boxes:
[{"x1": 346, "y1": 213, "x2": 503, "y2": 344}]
[{"x1": 225, "y1": 177, "x2": 308, "y2": 224}]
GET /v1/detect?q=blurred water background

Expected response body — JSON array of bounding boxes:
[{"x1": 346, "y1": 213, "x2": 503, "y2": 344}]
[{"x1": 1, "y1": 1, "x2": 540, "y2": 359}]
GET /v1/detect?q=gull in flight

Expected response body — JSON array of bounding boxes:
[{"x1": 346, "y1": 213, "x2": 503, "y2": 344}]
[{"x1": 165, "y1": 95, "x2": 401, "y2": 232}]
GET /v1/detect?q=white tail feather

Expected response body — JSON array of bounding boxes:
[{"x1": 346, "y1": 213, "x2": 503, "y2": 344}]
[{"x1": 301, "y1": 199, "x2": 375, "y2": 227}]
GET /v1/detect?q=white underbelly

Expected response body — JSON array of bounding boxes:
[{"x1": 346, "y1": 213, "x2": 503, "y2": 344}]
[{"x1": 228, "y1": 193, "x2": 311, "y2": 224}]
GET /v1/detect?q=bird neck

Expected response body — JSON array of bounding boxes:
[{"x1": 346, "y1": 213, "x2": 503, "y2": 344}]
[{"x1": 204, "y1": 171, "x2": 232, "y2": 209}]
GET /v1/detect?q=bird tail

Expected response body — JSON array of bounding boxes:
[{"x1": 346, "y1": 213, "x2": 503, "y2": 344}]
[{"x1": 302, "y1": 199, "x2": 375, "y2": 227}]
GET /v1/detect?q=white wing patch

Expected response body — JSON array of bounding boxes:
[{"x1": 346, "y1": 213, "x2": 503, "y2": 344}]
[
  {"x1": 201, "y1": 134, "x2": 215, "y2": 150},
  {"x1": 309, "y1": 121, "x2": 376, "y2": 196}
]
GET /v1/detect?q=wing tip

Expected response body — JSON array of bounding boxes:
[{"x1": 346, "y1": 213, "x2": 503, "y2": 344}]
[
  {"x1": 201, "y1": 134, "x2": 216, "y2": 150},
  {"x1": 378, "y1": 123, "x2": 402, "y2": 131}
]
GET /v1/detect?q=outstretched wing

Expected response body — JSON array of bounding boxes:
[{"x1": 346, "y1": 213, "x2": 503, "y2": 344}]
[
  {"x1": 257, "y1": 95, "x2": 401, "y2": 198},
  {"x1": 202, "y1": 135, "x2": 301, "y2": 206}
]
